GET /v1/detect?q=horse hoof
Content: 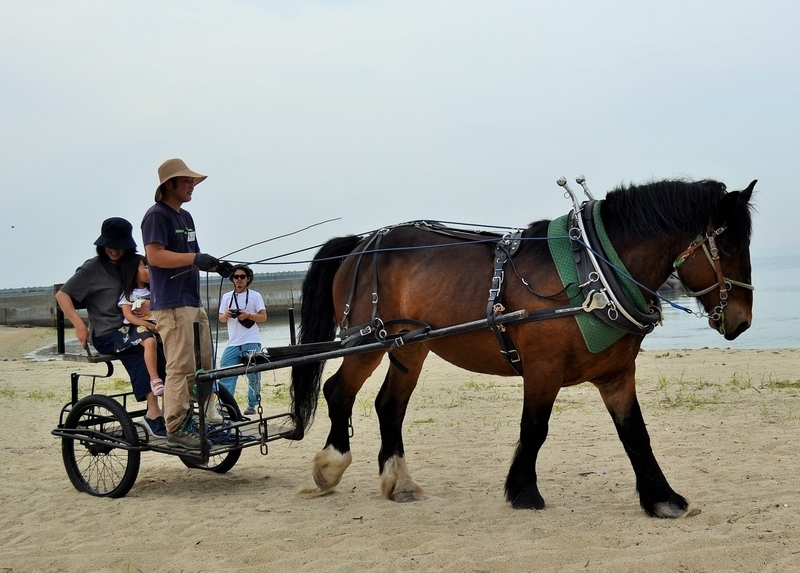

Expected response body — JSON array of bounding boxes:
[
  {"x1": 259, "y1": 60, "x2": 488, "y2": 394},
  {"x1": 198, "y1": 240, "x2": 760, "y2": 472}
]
[
  {"x1": 391, "y1": 489, "x2": 426, "y2": 503},
  {"x1": 509, "y1": 491, "x2": 545, "y2": 510},
  {"x1": 312, "y1": 447, "x2": 352, "y2": 491},
  {"x1": 652, "y1": 501, "x2": 688, "y2": 519}
]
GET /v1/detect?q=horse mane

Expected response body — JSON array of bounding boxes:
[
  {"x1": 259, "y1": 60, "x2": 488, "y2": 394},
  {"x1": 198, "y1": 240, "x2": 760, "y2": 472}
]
[
  {"x1": 522, "y1": 178, "x2": 753, "y2": 256},
  {"x1": 601, "y1": 179, "x2": 731, "y2": 240}
]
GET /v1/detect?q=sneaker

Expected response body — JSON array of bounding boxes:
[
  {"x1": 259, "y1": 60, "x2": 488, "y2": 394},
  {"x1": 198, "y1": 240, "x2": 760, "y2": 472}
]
[
  {"x1": 244, "y1": 406, "x2": 256, "y2": 416},
  {"x1": 150, "y1": 378, "x2": 164, "y2": 397},
  {"x1": 142, "y1": 415, "x2": 166, "y2": 438},
  {"x1": 204, "y1": 399, "x2": 224, "y2": 424},
  {"x1": 166, "y1": 428, "x2": 208, "y2": 452}
]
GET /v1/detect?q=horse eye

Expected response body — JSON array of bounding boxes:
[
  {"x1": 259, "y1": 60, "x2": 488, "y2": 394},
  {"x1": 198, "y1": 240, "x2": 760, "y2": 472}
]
[{"x1": 721, "y1": 244, "x2": 735, "y2": 256}]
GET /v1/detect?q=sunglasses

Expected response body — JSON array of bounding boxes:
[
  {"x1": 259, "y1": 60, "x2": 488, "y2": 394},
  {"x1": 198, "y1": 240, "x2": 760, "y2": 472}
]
[{"x1": 232, "y1": 275, "x2": 248, "y2": 280}]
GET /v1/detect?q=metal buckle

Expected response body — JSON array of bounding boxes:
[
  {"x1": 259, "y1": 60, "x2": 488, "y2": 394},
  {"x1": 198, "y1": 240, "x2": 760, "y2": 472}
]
[{"x1": 582, "y1": 290, "x2": 609, "y2": 312}]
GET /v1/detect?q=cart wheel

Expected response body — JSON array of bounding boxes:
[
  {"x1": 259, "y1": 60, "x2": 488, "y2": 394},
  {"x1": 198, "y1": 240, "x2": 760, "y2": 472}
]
[
  {"x1": 61, "y1": 394, "x2": 140, "y2": 498},
  {"x1": 181, "y1": 386, "x2": 242, "y2": 473}
]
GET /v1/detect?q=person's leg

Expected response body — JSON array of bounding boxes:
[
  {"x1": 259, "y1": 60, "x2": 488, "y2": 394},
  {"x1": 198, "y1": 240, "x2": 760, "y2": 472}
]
[
  {"x1": 195, "y1": 308, "x2": 221, "y2": 423},
  {"x1": 142, "y1": 336, "x2": 159, "y2": 381},
  {"x1": 218, "y1": 344, "x2": 242, "y2": 397},
  {"x1": 94, "y1": 331, "x2": 162, "y2": 422},
  {"x1": 154, "y1": 307, "x2": 198, "y2": 435},
  {"x1": 241, "y1": 342, "x2": 262, "y2": 409}
]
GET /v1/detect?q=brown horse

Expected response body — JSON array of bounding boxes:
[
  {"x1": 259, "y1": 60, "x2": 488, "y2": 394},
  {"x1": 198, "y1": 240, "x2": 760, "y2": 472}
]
[{"x1": 289, "y1": 178, "x2": 755, "y2": 517}]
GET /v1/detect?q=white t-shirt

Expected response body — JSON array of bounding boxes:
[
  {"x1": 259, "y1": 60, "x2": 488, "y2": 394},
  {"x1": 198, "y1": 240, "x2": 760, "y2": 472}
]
[
  {"x1": 219, "y1": 289, "x2": 265, "y2": 346},
  {"x1": 118, "y1": 287, "x2": 154, "y2": 324}
]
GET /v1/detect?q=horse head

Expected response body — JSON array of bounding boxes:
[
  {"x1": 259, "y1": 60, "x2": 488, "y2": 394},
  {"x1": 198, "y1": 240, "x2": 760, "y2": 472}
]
[{"x1": 675, "y1": 180, "x2": 756, "y2": 340}]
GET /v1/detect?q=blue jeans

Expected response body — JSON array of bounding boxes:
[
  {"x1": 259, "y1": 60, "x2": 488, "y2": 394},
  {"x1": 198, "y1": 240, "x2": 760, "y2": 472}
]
[{"x1": 218, "y1": 343, "x2": 262, "y2": 409}]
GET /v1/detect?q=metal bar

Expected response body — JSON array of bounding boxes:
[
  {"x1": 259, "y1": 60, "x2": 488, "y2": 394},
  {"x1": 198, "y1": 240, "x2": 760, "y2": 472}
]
[
  {"x1": 54, "y1": 284, "x2": 65, "y2": 354},
  {"x1": 288, "y1": 307, "x2": 297, "y2": 345},
  {"x1": 199, "y1": 308, "x2": 551, "y2": 382}
]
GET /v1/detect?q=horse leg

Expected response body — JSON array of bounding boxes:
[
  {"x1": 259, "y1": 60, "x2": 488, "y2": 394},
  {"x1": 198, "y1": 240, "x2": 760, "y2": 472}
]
[
  {"x1": 313, "y1": 352, "x2": 384, "y2": 492},
  {"x1": 375, "y1": 345, "x2": 429, "y2": 502},
  {"x1": 504, "y1": 376, "x2": 561, "y2": 510},
  {"x1": 596, "y1": 370, "x2": 689, "y2": 518}
]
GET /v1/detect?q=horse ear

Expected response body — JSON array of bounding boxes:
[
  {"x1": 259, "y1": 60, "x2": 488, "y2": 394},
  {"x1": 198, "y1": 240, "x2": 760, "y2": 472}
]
[
  {"x1": 738, "y1": 179, "x2": 756, "y2": 206},
  {"x1": 714, "y1": 180, "x2": 755, "y2": 227}
]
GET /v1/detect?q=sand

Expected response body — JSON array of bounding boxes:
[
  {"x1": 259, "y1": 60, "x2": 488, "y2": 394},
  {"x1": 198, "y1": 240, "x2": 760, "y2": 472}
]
[{"x1": 0, "y1": 325, "x2": 798, "y2": 572}]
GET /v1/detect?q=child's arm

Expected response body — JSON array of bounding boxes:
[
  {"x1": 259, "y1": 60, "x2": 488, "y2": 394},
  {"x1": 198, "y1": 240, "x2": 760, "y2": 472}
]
[{"x1": 121, "y1": 303, "x2": 157, "y2": 331}]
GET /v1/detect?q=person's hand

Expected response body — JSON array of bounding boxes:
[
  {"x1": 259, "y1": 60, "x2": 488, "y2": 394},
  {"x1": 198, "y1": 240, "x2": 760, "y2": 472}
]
[
  {"x1": 194, "y1": 253, "x2": 220, "y2": 271},
  {"x1": 146, "y1": 322, "x2": 158, "y2": 333},
  {"x1": 194, "y1": 253, "x2": 234, "y2": 278},
  {"x1": 133, "y1": 300, "x2": 151, "y2": 317},
  {"x1": 216, "y1": 261, "x2": 234, "y2": 278},
  {"x1": 237, "y1": 311, "x2": 250, "y2": 322},
  {"x1": 75, "y1": 322, "x2": 90, "y2": 349}
]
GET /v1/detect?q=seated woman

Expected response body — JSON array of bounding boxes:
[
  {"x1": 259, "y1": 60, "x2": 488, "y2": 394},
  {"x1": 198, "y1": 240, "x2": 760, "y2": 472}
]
[{"x1": 55, "y1": 217, "x2": 167, "y2": 437}]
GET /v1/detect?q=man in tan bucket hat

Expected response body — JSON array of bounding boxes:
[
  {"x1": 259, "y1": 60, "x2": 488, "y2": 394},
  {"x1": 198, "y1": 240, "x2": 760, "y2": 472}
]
[
  {"x1": 153, "y1": 158, "x2": 208, "y2": 202},
  {"x1": 142, "y1": 158, "x2": 233, "y2": 452}
]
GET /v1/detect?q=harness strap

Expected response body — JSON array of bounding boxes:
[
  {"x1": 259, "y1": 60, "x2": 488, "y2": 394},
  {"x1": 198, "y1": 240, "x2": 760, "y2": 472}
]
[
  {"x1": 342, "y1": 230, "x2": 384, "y2": 331},
  {"x1": 486, "y1": 231, "x2": 524, "y2": 375},
  {"x1": 672, "y1": 224, "x2": 754, "y2": 323},
  {"x1": 416, "y1": 220, "x2": 504, "y2": 242}
]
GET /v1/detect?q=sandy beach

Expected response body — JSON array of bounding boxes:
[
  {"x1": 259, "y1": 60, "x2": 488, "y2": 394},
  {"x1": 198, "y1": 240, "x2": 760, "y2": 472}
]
[{"x1": 0, "y1": 325, "x2": 798, "y2": 572}]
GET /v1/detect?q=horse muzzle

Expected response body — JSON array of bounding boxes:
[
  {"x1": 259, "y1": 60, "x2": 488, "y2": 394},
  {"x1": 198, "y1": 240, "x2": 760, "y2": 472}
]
[{"x1": 709, "y1": 314, "x2": 751, "y2": 340}]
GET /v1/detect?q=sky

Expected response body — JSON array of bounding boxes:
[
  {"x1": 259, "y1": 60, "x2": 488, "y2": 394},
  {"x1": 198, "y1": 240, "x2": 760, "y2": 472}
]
[{"x1": 1, "y1": 1, "x2": 798, "y2": 290}]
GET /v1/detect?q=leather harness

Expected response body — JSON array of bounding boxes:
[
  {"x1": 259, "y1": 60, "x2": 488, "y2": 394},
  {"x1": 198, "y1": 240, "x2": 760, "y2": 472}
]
[{"x1": 335, "y1": 216, "x2": 661, "y2": 376}]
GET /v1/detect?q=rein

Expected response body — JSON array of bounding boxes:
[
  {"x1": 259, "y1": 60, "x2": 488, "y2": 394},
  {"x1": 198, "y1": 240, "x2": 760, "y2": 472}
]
[{"x1": 672, "y1": 224, "x2": 754, "y2": 324}]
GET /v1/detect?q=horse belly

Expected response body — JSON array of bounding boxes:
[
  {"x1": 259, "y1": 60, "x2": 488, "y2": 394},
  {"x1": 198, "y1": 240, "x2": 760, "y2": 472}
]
[{"x1": 425, "y1": 332, "x2": 519, "y2": 377}]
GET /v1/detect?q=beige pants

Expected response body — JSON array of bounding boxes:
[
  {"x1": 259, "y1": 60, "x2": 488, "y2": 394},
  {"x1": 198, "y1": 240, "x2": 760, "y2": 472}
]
[{"x1": 154, "y1": 306, "x2": 213, "y2": 434}]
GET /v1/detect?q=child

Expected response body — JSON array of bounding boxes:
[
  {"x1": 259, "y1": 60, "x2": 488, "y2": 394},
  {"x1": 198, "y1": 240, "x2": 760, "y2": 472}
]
[{"x1": 115, "y1": 255, "x2": 164, "y2": 396}]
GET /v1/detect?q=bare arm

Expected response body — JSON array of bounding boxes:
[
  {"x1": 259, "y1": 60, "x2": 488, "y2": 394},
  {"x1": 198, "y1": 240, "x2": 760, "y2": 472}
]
[
  {"x1": 120, "y1": 303, "x2": 157, "y2": 331},
  {"x1": 55, "y1": 289, "x2": 90, "y2": 348},
  {"x1": 145, "y1": 243, "x2": 195, "y2": 269},
  {"x1": 239, "y1": 309, "x2": 267, "y2": 324}
]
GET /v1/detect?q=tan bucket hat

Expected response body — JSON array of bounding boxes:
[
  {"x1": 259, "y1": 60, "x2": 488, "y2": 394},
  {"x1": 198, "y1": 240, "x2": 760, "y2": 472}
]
[{"x1": 155, "y1": 158, "x2": 207, "y2": 201}]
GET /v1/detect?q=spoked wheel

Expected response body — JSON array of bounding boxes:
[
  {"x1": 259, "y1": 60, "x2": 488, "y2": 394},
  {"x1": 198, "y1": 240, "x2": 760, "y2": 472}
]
[
  {"x1": 61, "y1": 395, "x2": 141, "y2": 498},
  {"x1": 181, "y1": 386, "x2": 242, "y2": 474}
]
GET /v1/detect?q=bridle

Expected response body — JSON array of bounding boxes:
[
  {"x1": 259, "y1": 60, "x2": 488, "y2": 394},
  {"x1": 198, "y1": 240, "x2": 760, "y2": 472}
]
[{"x1": 672, "y1": 223, "x2": 754, "y2": 325}]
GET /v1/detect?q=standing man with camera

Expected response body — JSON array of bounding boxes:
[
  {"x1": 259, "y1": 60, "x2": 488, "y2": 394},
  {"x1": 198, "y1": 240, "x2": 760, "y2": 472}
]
[
  {"x1": 218, "y1": 265, "x2": 267, "y2": 415},
  {"x1": 142, "y1": 158, "x2": 233, "y2": 452}
]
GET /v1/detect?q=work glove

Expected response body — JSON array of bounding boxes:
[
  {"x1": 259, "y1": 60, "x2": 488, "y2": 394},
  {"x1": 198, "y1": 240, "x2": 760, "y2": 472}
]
[
  {"x1": 216, "y1": 261, "x2": 234, "y2": 278},
  {"x1": 194, "y1": 253, "x2": 220, "y2": 272},
  {"x1": 194, "y1": 253, "x2": 234, "y2": 278}
]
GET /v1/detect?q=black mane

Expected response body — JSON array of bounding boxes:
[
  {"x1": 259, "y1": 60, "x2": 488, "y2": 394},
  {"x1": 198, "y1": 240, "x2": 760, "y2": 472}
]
[
  {"x1": 522, "y1": 178, "x2": 753, "y2": 258},
  {"x1": 602, "y1": 179, "x2": 728, "y2": 240}
]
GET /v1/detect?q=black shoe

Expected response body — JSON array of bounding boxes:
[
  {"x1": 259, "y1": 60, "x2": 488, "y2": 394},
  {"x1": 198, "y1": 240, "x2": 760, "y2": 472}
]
[{"x1": 142, "y1": 416, "x2": 166, "y2": 438}]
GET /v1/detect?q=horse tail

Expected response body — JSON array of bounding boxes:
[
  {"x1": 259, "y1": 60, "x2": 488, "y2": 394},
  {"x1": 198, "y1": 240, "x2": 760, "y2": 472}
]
[{"x1": 288, "y1": 234, "x2": 362, "y2": 439}]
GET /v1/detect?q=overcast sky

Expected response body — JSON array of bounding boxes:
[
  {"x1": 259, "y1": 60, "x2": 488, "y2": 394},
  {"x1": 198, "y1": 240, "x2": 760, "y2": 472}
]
[{"x1": 1, "y1": 1, "x2": 797, "y2": 290}]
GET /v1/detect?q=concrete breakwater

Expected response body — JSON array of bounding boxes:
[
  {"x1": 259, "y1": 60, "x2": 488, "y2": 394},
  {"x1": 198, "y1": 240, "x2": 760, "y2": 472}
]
[{"x1": 0, "y1": 272, "x2": 305, "y2": 328}]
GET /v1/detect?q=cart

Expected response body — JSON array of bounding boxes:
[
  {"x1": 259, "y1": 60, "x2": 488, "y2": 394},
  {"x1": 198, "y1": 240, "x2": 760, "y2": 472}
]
[{"x1": 51, "y1": 300, "x2": 576, "y2": 498}]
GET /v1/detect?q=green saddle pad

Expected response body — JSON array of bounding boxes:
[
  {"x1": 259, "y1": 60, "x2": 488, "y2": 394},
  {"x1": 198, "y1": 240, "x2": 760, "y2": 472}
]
[{"x1": 547, "y1": 202, "x2": 649, "y2": 353}]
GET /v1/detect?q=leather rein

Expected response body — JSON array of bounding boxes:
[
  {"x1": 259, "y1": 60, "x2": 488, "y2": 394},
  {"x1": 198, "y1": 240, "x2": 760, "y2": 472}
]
[{"x1": 672, "y1": 224, "x2": 754, "y2": 324}]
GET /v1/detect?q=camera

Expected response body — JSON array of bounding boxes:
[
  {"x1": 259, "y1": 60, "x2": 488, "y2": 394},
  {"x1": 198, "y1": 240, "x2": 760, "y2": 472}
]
[{"x1": 229, "y1": 309, "x2": 242, "y2": 318}]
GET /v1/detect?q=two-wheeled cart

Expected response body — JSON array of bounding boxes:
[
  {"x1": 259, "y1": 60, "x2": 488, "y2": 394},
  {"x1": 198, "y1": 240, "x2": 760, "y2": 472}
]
[{"x1": 52, "y1": 298, "x2": 590, "y2": 498}]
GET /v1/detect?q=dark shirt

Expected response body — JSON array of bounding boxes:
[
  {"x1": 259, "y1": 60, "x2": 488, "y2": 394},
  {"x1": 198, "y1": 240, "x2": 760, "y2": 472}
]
[
  {"x1": 141, "y1": 202, "x2": 202, "y2": 310},
  {"x1": 60, "y1": 257, "x2": 124, "y2": 338}
]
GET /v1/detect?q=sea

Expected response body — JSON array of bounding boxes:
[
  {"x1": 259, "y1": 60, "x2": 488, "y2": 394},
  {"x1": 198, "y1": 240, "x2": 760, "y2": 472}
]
[{"x1": 236, "y1": 253, "x2": 800, "y2": 353}]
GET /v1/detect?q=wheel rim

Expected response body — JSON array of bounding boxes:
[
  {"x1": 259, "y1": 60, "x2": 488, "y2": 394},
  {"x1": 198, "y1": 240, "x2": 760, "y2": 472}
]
[{"x1": 62, "y1": 397, "x2": 139, "y2": 497}]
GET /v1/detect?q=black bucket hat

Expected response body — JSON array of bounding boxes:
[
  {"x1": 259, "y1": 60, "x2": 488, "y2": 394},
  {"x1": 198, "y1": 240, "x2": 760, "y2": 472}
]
[{"x1": 94, "y1": 217, "x2": 137, "y2": 250}]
